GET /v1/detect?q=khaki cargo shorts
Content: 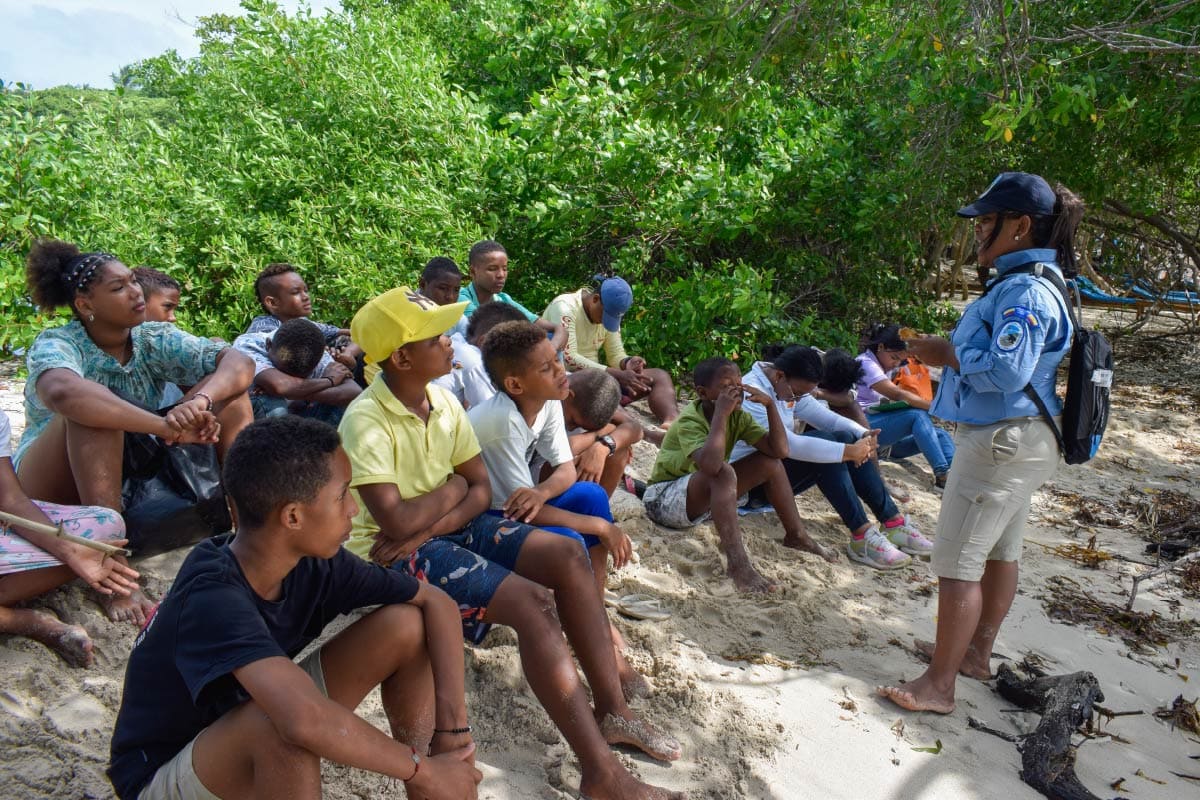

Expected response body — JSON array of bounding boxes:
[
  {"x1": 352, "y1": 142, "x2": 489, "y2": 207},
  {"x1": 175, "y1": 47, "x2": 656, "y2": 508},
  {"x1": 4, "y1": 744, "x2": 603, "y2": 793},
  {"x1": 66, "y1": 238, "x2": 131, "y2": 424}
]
[{"x1": 930, "y1": 417, "x2": 1059, "y2": 581}]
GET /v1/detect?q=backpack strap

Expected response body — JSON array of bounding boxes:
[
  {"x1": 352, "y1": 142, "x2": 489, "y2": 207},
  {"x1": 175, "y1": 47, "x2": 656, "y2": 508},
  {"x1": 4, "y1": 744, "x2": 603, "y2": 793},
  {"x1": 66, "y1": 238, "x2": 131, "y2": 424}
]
[{"x1": 981, "y1": 263, "x2": 1073, "y2": 455}]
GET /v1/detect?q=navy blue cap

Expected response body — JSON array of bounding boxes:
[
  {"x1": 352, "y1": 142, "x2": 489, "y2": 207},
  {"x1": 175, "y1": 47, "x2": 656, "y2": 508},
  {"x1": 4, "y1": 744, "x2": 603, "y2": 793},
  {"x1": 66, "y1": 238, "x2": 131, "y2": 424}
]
[
  {"x1": 599, "y1": 277, "x2": 633, "y2": 332},
  {"x1": 957, "y1": 172, "x2": 1056, "y2": 218}
]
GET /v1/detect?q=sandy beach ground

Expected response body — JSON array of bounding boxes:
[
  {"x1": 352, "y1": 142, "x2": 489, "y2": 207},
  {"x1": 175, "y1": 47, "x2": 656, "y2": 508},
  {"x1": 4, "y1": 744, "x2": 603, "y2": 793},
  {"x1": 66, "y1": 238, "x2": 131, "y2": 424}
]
[{"x1": 2, "y1": 309, "x2": 1198, "y2": 800}]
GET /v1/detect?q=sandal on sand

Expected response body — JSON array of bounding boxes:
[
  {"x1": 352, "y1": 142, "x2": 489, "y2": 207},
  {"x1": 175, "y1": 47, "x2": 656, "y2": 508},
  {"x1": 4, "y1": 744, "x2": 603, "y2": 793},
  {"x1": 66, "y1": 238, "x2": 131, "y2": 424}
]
[
  {"x1": 599, "y1": 713, "x2": 683, "y2": 761},
  {"x1": 621, "y1": 473, "x2": 647, "y2": 499},
  {"x1": 610, "y1": 593, "x2": 671, "y2": 621}
]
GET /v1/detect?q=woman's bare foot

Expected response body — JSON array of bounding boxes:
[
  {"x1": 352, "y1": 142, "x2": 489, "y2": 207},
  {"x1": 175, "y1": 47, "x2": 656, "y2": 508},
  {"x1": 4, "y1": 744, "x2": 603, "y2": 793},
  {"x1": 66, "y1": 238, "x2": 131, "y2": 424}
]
[
  {"x1": 782, "y1": 532, "x2": 839, "y2": 562},
  {"x1": 912, "y1": 639, "x2": 993, "y2": 680},
  {"x1": 876, "y1": 674, "x2": 955, "y2": 714},
  {"x1": 21, "y1": 610, "x2": 95, "y2": 668},
  {"x1": 598, "y1": 713, "x2": 682, "y2": 762},
  {"x1": 100, "y1": 587, "x2": 156, "y2": 627},
  {"x1": 727, "y1": 560, "x2": 776, "y2": 594},
  {"x1": 579, "y1": 766, "x2": 687, "y2": 800}
]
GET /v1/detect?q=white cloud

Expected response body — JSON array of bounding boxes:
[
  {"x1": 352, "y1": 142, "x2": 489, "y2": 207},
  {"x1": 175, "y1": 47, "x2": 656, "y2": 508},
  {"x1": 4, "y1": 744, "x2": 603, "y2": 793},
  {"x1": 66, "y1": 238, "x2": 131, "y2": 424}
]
[{"x1": 0, "y1": 1, "x2": 340, "y2": 89}]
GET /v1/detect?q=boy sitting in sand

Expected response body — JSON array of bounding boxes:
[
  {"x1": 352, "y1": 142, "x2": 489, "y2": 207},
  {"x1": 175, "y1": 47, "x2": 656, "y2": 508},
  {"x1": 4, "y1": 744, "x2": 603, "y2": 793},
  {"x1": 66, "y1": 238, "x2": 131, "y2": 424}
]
[
  {"x1": 0, "y1": 410, "x2": 135, "y2": 667},
  {"x1": 560, "y1": 369, "x2": 646, "y2": 498},
  {"x1": 132, "y1": 267, "x2": 181, "y2": 325},
  {"x1": 107, "y1": 415, "x2": 481, "y2": 800},
  {"x1": 644, "y1": 357, "x2": 836, "y2": 594},
  {"x1": 339, "y1": 288, "x2": 683, "y2": 800},
  {"x1": 458, "y1": 240, "x2": 557, "y2": 335},
  {"x1": 469, "y1": 321, "x2": 648, "y2": 697},
  {"x1": 246, "y1": 263, "x2": 363, "y2": 369},
  {"x1": 234, "y1": 318, "x2": 361, "y2": 424},
  {"x1": 543, "y1": 276, "x2": 679, "y2": 432}
]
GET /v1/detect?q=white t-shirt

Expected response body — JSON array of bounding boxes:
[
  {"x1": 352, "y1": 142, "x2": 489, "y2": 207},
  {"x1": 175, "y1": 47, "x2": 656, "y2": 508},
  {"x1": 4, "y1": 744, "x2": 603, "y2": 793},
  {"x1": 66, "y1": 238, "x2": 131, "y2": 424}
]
[
  {"x1": 1, "y1": 411, "x2": 12, "y2": 459},
  {"x1": 468, "y1": 392, "x2": 573, "y2": 509},
  {"x1": 433, "y1": 333, "x2": 496, "y2": 410}
]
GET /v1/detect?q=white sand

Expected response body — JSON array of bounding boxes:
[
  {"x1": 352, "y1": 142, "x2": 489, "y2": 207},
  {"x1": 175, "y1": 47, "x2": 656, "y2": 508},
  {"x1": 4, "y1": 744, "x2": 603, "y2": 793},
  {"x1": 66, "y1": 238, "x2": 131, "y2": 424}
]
[{"x1": 2, "y1": 324, "x2": 1199, "y2": 799}]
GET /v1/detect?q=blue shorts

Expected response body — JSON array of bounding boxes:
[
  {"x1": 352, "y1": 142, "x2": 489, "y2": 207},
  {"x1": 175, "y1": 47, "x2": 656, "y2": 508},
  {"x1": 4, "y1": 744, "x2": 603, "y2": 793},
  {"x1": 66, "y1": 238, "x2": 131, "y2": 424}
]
[
  {"x1": 396, "y1": 514, "x2": 536, "y2": 644},
  {"x1": 486, "y1": 481, "x2": 611, "y2": 552}
]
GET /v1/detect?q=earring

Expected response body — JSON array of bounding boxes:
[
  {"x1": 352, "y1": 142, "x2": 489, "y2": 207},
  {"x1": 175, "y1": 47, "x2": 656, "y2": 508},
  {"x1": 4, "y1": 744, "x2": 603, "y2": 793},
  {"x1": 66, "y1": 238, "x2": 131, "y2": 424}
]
[
  {"x1": 1014, "y1": 235, "x2": 1021, "y2": 241},
  {"x1": 88, "y1": 313, "x2": 95, "y2": 322}
]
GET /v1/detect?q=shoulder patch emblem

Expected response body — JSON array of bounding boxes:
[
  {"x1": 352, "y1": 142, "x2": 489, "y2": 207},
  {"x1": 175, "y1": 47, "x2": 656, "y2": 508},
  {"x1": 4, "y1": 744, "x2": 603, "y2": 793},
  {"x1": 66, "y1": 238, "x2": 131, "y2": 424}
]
[
  {"x1": 1001, "y1": 305, "x2": 1039, "y2": 327},
  {"x1": 996, "y1": 320, "x2": 1025, "y2": 352}
]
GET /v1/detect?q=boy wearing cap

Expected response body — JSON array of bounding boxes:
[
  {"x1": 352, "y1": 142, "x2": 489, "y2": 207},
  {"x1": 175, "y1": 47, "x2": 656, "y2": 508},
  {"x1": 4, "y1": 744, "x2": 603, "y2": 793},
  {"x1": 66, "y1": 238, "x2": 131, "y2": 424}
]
[
  {"x1": 338, "y1": 288, "x2": 685, "y2": 800},
  {"x1": 543, "y1": 277, "x2": 679, "y2": 429}
]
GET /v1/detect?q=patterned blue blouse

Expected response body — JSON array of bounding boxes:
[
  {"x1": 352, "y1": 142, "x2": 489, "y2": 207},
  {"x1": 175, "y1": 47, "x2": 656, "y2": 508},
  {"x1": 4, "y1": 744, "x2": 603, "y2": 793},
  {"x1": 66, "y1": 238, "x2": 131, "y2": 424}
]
[{"x1": 16, "y1": 321, "x2": 226, "y2": 466}]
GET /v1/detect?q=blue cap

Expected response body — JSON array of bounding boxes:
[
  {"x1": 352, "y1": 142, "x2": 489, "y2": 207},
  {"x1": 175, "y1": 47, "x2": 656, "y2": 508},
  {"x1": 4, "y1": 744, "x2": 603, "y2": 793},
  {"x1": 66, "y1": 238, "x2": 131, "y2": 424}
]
[
  {"x1": 957, "y1": 172, "x2": 1056, "y2": 218},
  {"x1": 599, "y1": 277, "x2": 633, "y2": 332}
]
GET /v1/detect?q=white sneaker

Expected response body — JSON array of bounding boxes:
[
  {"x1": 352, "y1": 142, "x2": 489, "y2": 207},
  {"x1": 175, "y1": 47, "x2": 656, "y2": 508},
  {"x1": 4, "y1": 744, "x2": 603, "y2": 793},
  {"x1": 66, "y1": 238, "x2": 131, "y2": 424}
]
[
  {"x1": 847, "y1": 526, "x2": 912, "y2": 570},
  {"x1": 885, "y1": 516, "x2": 934, "y2": 555}
]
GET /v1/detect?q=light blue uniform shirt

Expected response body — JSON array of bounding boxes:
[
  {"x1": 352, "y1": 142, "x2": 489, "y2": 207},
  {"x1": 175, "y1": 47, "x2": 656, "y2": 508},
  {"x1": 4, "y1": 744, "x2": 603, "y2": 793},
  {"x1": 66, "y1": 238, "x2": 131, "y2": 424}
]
[
  {"x1": 458, "y1": 283, "x2": 539, "y2": 322},
  {"x1": 931, "y1": 249, "x2": 1073, "y2": 426}
]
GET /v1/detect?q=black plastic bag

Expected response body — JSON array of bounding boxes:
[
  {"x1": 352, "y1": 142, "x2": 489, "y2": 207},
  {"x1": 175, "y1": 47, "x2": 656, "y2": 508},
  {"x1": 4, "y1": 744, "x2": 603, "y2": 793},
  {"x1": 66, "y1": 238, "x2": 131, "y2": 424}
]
[{"x1": 120, "y1": 432, "x2": 232, "y2": 558}]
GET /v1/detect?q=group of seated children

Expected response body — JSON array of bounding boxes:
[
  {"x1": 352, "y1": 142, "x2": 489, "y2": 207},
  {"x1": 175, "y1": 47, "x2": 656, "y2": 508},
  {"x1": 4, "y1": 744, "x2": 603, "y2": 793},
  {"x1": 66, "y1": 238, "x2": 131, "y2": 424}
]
[{"x1": 5, "y1": 235, "x2": 951, "y2": 800}]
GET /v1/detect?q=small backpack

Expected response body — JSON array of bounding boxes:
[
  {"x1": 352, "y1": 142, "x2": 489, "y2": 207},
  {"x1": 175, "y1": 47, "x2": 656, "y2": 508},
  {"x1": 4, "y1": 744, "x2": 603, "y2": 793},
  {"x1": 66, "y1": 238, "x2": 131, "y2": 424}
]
[{"x1": 986, "y1": 264, "x2": 1113, "y2": 464}]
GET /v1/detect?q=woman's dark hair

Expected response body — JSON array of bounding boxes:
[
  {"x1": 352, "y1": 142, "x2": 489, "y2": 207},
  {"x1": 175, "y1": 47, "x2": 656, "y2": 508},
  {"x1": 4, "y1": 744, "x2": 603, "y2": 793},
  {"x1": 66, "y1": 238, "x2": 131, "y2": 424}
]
[
  {"x1": 223, "y1": 415, "x2": 342, "y2": 529},
  {"x1": 770, "y1": 345, "x2": 823, "y2": 382},
  {"x1": 468, "y1": 240, "x2": 506, "y2": 266},
  {"x1": 759, "y1": 343, "x2": 786, "y2": 363},
  {"x1": 26, "y1": 238, "x2": 119, "y2": 311},
  {"x1": 859, "y1": 323, "x2": 906, "y2": 355},
  {"x1": 820, "y1": 348, "x2": 864, "y2": 393},
  {"x1": 980, "y1": 184, "x2": 1086, "y2": 275}
]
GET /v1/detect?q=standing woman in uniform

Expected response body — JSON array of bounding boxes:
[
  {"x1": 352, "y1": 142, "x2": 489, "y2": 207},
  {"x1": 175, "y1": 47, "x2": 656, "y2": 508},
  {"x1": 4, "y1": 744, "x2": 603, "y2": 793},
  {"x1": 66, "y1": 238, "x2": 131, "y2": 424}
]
[{"x1": 878, "y1": 173, "x2": 1084, "y2": 713}]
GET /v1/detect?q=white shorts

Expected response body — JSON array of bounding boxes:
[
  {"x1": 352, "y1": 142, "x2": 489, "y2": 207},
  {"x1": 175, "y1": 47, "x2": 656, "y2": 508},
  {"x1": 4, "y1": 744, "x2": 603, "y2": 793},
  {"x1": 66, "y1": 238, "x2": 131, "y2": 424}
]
[{"x1": 643, "y1": 474, "x2": 710, "y2": 530}]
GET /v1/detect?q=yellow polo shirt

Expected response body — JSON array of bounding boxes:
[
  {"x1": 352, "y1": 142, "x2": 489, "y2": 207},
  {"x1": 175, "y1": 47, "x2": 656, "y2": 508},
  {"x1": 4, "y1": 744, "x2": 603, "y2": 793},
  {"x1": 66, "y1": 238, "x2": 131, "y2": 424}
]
[{"x1": 338, "y1": 377, "x2": 481, "y2": 558}]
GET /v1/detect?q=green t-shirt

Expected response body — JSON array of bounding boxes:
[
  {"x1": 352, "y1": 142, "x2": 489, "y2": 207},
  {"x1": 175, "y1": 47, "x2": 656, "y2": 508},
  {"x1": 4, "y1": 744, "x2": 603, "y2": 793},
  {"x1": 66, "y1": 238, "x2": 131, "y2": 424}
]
[{"x1": 648, "y1": 399, "x2": 767, "y2": 484}]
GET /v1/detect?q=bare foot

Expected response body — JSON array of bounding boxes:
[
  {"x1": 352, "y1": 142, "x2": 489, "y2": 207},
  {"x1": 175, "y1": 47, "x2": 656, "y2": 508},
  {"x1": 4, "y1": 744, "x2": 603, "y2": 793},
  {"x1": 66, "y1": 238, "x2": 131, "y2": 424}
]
[
  {"x1": 598, "y1": 712, "x2": 682, "y2": 762},
  {"x1": 885, "y1": 479, "x2": 912, "y2": 503},
  {"x1": 913, "y1": 639, "x2": 993, "y2": 680},
  {"x1": 100, "y1": 587, "x2": 156, "y2": 628},
  {"x1": 642, "y1": 426, "x2": 666, "y2": 447},
  {"x1": 22, "y1": 610, "x2": 94, "y2": 668},
  {"x1": 876, "y1": 675, "x2": 955, "y2": 714},
  {"x1": 782, "y1": 532, "x2": 839, "y2": 562},
  {"x1": 579, "y1": 767, "x2": 687, "y2": 800},
  {"x1": 621, "y1": 668, "x2": 653, "y2": 702},
  {"x1": 727, "y1": 561, "x2": 776, "y2": 594}
]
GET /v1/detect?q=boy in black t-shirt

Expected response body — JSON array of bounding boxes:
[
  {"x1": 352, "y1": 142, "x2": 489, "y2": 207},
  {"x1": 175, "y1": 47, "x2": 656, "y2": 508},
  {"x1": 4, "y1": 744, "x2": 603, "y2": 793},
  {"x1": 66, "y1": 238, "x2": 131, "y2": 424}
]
[{"x1": 107, "y1": 416, "x2": 481, "y2": 800}]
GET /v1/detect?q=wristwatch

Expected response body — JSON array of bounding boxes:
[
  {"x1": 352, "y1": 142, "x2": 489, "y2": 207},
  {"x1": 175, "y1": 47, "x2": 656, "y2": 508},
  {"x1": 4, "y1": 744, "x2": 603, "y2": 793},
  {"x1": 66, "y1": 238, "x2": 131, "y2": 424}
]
[{"x1": 597, "y1": 434, "x2": 617, "y2": 455}]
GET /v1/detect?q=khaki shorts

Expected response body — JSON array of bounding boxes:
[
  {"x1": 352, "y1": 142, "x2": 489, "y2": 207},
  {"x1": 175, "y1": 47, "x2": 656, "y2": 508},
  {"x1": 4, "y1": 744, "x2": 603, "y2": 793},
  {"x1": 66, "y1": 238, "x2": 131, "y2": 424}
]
[
  {"x1": 930, "y1": 418, "x2": 1059, "y2": 581},
  {"x1": 138, "y1": 647, "x2": 328, "y2": 800}
]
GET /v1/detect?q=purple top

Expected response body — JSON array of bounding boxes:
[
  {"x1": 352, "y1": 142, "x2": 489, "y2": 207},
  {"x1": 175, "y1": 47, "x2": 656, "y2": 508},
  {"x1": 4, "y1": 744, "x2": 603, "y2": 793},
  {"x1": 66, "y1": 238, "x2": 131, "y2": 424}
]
[{"x1": 854, "y1": 350, "x2": 890, "y2": 411}]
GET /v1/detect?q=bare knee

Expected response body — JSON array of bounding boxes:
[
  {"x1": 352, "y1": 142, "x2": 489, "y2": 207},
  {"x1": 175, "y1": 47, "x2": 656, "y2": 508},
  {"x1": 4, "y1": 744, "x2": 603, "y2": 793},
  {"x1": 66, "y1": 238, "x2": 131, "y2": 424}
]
[
  {"x1": 370, "y1": 603, "x2": 427, "y2": 652},
  {"x1": 713, "y1": 463, "x2": 738, "y2": 496},
  {"x1": 511, "y1": 583, "x2": 560, "y2": 637}
]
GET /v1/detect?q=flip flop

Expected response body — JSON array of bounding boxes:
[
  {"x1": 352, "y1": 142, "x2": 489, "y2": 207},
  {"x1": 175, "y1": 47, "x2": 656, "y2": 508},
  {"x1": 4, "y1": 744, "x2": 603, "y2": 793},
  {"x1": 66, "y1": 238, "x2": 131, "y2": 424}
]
[{"x1": 612, "y1": 593, "x2": 671, "y2": 622}]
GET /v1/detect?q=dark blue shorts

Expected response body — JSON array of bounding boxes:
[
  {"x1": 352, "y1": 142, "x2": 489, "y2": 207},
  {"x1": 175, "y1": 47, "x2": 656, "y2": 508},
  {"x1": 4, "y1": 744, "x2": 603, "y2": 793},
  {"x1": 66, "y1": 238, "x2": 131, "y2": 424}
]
[{"x1": 395, "y1": 514, "x2": 536, "y2": 644}]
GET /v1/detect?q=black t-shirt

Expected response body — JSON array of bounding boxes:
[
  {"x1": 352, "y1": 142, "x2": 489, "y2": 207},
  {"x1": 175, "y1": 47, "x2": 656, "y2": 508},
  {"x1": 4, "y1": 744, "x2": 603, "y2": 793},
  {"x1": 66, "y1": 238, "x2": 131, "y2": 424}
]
[{"x1": 107, "y1": 534, "x2": 419, "y2": 800}]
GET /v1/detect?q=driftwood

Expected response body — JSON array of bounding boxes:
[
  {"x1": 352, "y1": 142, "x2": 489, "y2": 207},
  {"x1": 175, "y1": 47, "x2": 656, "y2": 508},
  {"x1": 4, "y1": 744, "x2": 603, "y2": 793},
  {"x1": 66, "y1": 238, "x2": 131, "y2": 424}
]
[{"x1": 994, "y1": 663, "x2": 1106, "y2": 800}]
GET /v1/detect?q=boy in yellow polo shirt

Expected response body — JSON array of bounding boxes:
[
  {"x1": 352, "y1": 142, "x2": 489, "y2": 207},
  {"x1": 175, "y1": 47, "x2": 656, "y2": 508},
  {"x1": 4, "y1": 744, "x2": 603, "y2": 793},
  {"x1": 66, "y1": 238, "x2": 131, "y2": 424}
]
[{"x1": 338, "y1": 288, "x2": 684, "y2": 800}]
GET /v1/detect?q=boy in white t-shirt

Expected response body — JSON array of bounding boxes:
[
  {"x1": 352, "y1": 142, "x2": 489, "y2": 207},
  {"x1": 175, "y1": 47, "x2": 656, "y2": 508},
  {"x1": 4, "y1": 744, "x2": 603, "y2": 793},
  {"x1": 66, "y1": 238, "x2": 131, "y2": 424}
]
[{"x1": 467, "y1": 321, "x2": 651, "y2": 700}]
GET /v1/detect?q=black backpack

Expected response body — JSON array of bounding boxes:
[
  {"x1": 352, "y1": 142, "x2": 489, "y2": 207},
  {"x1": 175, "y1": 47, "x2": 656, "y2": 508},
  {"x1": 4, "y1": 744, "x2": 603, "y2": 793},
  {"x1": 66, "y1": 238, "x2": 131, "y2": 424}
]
[{"x1": 985, "y1": 263, "x2": 1113, "y2": 464}]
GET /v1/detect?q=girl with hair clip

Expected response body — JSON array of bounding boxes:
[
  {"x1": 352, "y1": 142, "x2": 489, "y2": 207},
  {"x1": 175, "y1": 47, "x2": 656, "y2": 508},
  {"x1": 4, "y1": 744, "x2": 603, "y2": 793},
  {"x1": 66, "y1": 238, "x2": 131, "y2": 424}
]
[
  {"x1": 854, "y1": 322, "x2": 956, "y2": 488},
  {"x1": 14, "y1": 239, "x2": 255, "y2": 626},
  {"x1": 879, "y1": 172, "x2": 1084, "y2": 714}
]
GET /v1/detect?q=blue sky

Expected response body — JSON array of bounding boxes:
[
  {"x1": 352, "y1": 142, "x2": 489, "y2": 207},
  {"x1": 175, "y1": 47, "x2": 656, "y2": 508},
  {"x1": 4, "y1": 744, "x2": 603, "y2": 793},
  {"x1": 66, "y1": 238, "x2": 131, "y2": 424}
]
[{"x1": 0, "y1": 1, "x2": 339, "y2": 90}]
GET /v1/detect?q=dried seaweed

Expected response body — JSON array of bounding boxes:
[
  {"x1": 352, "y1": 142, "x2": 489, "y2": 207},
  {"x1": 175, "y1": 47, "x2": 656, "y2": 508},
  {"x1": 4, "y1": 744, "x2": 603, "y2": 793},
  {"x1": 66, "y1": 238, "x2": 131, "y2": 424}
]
[
  {"x1": 1155, "y1": 695, "x2": 1200, "y2": 735},
  {"x1": 1042, "y1": 576, "x2": 1197, "y2": 651}
]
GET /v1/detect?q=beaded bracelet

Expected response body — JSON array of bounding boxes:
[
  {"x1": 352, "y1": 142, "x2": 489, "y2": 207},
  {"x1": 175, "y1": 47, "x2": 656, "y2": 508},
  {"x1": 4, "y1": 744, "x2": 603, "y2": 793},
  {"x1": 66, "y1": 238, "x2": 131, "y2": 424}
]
[{"x1": 433, "y1": 725, "x2": 473, "y2": 735}]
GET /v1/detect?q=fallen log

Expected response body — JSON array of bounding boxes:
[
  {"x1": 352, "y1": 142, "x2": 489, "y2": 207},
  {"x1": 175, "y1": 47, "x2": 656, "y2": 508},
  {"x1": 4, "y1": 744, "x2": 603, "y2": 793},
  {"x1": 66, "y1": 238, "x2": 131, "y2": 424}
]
[{"x1": 995, "y1": 663, "x2": 1106, "y2": 800}]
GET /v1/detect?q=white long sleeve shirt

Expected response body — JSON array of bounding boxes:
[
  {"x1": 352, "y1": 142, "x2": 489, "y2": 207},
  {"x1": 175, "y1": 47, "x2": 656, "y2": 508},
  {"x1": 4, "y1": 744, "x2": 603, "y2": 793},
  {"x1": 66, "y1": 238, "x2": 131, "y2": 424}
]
[{"x1": 729, "y1": 361, "x2": 867, "y2": 464}]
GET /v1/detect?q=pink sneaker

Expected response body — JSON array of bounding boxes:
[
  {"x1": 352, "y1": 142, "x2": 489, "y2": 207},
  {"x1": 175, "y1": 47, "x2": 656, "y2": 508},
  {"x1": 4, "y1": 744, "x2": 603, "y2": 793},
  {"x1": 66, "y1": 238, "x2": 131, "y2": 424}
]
[
  {"x1": 885, "y1": 516, "x2": 934, "y2": 555},
  {"x1": 847, "y1": 527, "x2": 912, "y2": 570}
]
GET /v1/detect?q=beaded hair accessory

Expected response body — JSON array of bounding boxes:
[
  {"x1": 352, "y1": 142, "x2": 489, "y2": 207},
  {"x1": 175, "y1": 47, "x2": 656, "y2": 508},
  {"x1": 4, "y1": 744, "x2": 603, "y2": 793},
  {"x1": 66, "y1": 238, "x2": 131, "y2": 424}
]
[{"x1": 63, "y1": 252, "x2": 117, "y2": 294}]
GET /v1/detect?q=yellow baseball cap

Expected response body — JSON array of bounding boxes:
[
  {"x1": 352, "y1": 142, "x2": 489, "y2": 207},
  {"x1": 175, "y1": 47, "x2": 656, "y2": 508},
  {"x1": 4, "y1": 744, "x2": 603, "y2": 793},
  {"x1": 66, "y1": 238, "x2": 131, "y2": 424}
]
[{"x1": 351, "y1": 287, "x2": 468, "y2": 364}]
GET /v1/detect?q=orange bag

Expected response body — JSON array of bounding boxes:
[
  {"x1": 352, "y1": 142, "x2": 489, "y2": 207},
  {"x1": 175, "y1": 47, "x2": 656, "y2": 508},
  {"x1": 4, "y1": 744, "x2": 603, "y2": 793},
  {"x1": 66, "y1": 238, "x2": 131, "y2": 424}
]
[{"x1": 894, "y1": 356, "x2": 933, "y2": 402}]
